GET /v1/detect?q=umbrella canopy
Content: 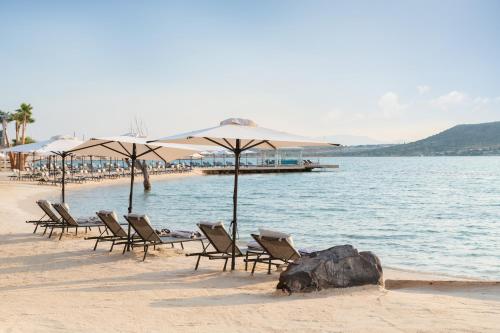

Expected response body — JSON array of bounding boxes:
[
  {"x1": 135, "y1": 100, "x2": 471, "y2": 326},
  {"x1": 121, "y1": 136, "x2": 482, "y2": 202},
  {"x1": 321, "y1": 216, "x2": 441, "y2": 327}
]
[
  {"x1": 1, "y1": 135, "x2": 84, "y2": 156},
  {"x1": 67, "y1": 133, "x2": 203, "y2": 252},
  {"x1": 149, "y1": 118, "x2": 335, "y2": 150},
  {"x1": 149, "y1": 118, "x2": 339, "y2": 270},
  {"x1": 68, "y1": 134, "x2": 200, "y2": 162}
]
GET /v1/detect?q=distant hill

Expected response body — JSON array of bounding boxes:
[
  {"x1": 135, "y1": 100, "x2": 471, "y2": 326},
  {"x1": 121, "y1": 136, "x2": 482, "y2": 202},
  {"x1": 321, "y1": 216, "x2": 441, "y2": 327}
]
[
  {"x1": 307, "y1": 121, "x2": 500, "y2": 157},
  {"x1": 317, "y1": 134, "x2": 387, "y2": 146}
]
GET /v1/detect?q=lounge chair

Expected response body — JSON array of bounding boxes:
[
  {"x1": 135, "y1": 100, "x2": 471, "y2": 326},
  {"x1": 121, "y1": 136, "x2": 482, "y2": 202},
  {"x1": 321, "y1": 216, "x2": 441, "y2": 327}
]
[
  {"x1": 52, "y1": 203, "x2": 105, "y2": 240},
  {"x1": 189, "y1": 222, "x2": 261, "y2": 271},
  {"x1": 123, "y1": 214, "x2": 205, "y2": 261},
  {"x1": 246, "y1": 230, "x2": 302, "y2": 274},
  {"x1": 25, "y1": 200, "x2": 63, "y2": 234},
  {"x1": 85, "y1": 210, "x2": 133, "y2": 251}
]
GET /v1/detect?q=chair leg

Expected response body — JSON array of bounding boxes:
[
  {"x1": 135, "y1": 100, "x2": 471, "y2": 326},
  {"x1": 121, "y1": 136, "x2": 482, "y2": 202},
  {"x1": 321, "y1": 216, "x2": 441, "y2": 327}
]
[
  {"x1": 195, "y1": 255, "x2": 202, "y2": 270},
  {"x1": 75, "y1": 227, "x2": 78, "y2": 236},
  {"x1": 142, "y1": 245, "x2": 149, "y2": 261},
  {"x1": 43, "y1": 226, "x2": 48, "y2": 235},
  {"x1": 180, "y1": 242, "x2": 184, "y2": 250},
  {"x1": 223, "y1": 258, "x2": 228, "y2": 272},
  {"x1": 122, "y1": 244, "x2": 127, "y2": 254},
  {"x1": 110, "y1": 240, "x2": 115, "y2": 252},
  {"x1": 252, "y1": 260, "x2": 258, "y2": 274},
  {"x1": 93, "y1": 238, "x2": 99, "y2": 251},
  {"x1": 33, "y1": 224, "x2": 39, "y2": 233},
  {"x1": 59, "y1": 227, "x2": 64, "y2": 240},
  {"x1": 268, "y1": 258, "x2": 272, "y2": 274},
  {"x1": 245, "y1": 252, "x2": 249, "y2": 271},
  {"x1": 48, "y1": 227, "x2": 54, "y2": 238}
]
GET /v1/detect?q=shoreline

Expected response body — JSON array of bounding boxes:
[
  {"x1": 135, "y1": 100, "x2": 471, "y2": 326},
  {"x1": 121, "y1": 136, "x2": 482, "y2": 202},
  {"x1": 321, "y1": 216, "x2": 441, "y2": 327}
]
[
  {"x1": 0, "y1": 175, "x2": 486, "y2": 282},
  {"x1": 1, "y1": 181, "x2": 500, "y2": 332}
]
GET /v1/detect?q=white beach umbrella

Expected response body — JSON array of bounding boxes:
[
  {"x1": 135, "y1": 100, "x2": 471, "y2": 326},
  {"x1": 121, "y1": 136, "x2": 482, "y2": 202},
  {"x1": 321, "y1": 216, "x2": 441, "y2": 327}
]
[
  {"x1": 67, "y1": 133, "x2": 203, "y2": 250},
  {"x1": 68, "y1": 133, "x2": 202, "y2": 212},
  {"x1": 1, "y1": 135, "x2": 83, "y2": 156},
  {"x1": 149, "y1": 118, "x2": 339, "y2": 270},
  {"x1": 1, "y1": 135, "x2": 85, "y2": 203}
]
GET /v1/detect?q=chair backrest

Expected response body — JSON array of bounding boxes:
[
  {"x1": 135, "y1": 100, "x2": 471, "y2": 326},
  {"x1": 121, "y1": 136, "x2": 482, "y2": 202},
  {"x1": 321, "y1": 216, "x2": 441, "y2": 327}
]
[
  {"x1": 125, "y1": 214, "x2": 161, "y2": 243},
  {"x1": 52, "y1": 203, "x2": 78, "y2": 226},
  {"x1": 36, "y1": 200, "x2": 61, "y2": 223},
  {"x1": 198, "y1": 223, "x2": 242, "y2": 255},
  {"x1": 97, "y1": 210, "x2": 127, "y2": 237},
  {"x1": 251, "y1": 234, "x2": 300, "y2": 262}
]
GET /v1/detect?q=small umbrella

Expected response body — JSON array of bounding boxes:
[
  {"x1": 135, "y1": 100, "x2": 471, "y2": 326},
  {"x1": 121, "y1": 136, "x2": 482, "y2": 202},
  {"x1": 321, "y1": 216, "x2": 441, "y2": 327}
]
[
  {"x1": 149, "y1": 118, "x2": 338, "y2": 270},
  {"x1": 68, "y1": 133, "x2": 202, "y2": 250},
  {"x1": 1, "y1": 135, "x2": 84, "y2": 202}
]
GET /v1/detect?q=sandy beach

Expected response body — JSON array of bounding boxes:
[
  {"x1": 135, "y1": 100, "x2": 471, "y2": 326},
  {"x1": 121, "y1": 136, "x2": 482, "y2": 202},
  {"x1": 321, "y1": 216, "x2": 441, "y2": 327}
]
[{"x1": 1, "y1": 179, "x2": 500, "y2": 333}]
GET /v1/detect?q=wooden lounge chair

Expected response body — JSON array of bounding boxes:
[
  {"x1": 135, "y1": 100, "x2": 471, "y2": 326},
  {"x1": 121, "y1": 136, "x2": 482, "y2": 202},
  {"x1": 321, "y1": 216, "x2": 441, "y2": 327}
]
[
  {"x1": 189, "y1": 222, "x2": 261, "y2": 271},
  {"x1": 52, "y1": 203, "x2": 105, "y2": 240},
  {"x1": 85, "y1": 210, "x2": 132, "y2": 251},
  {"x1": 123, "y1": 214, "x2": 205, "y2": 261},
  {"x1": 247, "y1": 233, "x2": 301, "y2": 274},
  {"x1": 25, "y1": 200, "x2": 63, "y2": 234}
]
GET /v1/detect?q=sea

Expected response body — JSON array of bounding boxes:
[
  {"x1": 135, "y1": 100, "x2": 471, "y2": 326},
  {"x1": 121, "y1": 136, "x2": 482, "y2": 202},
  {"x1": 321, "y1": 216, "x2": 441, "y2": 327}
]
[{"x1": 60, "y1": 157, "x2": 500, "y2": 280}]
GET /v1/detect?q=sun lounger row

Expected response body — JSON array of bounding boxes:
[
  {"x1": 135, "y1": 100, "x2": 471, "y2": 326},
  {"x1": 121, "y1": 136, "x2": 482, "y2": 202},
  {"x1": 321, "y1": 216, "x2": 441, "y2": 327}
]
[{"x1": 27, "y1": 200, "x2": 311, "y2": 273}]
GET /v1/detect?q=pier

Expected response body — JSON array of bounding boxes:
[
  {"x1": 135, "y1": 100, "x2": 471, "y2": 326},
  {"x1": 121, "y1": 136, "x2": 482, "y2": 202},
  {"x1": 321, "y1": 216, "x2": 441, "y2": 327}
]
[{"x1": 200, "y1": 163, "x2": 338, "y2": 175}]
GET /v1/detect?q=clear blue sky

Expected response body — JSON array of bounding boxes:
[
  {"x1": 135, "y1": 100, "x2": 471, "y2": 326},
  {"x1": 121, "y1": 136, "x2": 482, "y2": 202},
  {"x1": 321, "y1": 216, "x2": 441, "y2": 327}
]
[{"x1": 1, "y1": 0, "x2": 499, "y2": 143}]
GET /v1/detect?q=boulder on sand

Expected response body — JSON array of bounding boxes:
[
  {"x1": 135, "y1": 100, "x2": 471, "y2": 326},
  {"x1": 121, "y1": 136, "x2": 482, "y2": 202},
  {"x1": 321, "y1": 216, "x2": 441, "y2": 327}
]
[{"x1": 277, "y1": 245, "x2": 383, "y2": 293}]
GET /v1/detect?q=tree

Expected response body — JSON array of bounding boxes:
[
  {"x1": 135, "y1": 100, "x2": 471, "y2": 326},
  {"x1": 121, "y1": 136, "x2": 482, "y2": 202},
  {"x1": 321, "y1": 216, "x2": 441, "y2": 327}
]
[
  {"x1": 0, "y1": 110, "x2": 12, "y2": 148},
  {"x1": 15, "y1": 103, "x2": 35, "y2": 145},
  {"x1": 9, "y1": 111, "x2": 22, "y2": 146},
  {"x1": 0, "y1": 110, "x2": 16, "y2": 169}
]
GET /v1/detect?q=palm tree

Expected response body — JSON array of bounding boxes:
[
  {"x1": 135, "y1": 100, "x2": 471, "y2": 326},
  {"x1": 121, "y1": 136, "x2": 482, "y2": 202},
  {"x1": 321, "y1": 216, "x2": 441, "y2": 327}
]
[
  {"x1": 0, "y1": 110, "x2": 12, "y2": 148},
  {"x1": 9, "y1": 111, "x2": 23, "y2": 146},
  {"x1": 15, "y1": 103, "x2": 35, "y2": 145},
  {"x1": 0, "y1": 110, "x2": 15, "y2": 169}
]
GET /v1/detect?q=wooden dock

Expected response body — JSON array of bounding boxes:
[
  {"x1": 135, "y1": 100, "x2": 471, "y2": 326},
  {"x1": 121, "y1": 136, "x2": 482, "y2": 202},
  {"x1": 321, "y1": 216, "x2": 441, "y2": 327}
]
[{"x1": 200, "y1": 163, "x2": 338, "y2": 175}]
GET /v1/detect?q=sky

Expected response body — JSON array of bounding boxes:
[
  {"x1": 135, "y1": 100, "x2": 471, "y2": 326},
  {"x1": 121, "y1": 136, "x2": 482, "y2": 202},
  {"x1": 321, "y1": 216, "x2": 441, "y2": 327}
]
[{"x1": 1, "y1": 0, "x2": 500, "y2": 144}]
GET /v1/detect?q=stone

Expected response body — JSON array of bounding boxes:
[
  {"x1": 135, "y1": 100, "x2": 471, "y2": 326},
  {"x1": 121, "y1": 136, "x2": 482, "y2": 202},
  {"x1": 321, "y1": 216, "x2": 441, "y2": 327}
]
[{"x1": 277, "y1": 245, "x2": 383, "y2": 293}]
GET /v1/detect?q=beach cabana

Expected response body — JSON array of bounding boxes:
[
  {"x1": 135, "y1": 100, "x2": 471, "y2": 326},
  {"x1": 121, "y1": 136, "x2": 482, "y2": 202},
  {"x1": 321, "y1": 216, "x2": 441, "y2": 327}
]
[
  {"x1": 67, "y1": 134, "x2": 202, "y2": 249},
  {"x1": 1, "y1": 135, "x2": 84, "y2": 202},
  {"x1": 149, "y1": 118, "x2": 338, "y2": 270}
]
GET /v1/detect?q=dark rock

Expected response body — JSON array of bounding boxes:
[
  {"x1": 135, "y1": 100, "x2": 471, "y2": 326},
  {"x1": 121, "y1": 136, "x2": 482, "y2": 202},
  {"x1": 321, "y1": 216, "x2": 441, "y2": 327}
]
[{"x1": 277, "y1": 245, "x2": 383, "y2": 293}]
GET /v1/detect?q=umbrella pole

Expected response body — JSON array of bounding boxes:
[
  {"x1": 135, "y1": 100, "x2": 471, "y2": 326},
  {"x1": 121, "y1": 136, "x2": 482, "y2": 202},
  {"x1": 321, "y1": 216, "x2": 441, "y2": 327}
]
[
  {"x1": 90, "y1": 155, "x2": 94, "y2": 180},
  {"x1": 127, "y1": 143, "x2": 137, "y2": 251},
  {"x1": 61, "y1": 154, "x2": 66, "y2": 203},
  {"x1": 231, "y1": 139, "x2": 241, "y2": 271}
]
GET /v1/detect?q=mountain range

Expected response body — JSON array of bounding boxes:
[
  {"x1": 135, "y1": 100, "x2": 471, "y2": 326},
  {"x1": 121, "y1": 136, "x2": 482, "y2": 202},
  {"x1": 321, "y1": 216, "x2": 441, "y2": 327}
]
[{"x1": 310, "y1": 121, "x2": 500, "y2": 156}]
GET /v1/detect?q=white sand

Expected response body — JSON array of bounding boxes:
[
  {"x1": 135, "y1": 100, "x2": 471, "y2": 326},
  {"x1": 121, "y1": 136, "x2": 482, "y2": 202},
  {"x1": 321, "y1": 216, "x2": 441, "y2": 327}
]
[{"x1": 1, "y1": 179, "x2": 500, "y2": 332}]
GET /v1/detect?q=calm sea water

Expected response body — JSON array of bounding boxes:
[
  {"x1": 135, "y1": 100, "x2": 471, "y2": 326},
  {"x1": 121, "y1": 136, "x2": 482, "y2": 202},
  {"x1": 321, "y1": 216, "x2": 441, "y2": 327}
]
[{"x1": 61, "y1": 157, "x2": 500, "y2": 280}]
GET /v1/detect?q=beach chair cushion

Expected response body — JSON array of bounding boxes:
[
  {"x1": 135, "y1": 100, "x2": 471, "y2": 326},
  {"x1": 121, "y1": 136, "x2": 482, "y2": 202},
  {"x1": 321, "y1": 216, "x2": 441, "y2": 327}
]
[
  {"x1": 53, "y1": 203, "x2": 102, "y2": 226},
  {"x1": 37, "y1": 200, "x2": 61, "y2": 222},
  {"x1": 247, "y1": 240, "x2": 263, "y2": 251},
  {"x1": 126, "y1": 214, "x2": 162, "y2": 243},
  {"x1": 197, "y1": 222, "x2": 242, "y2": 255},
  {"x1": 252, "y1": 233, "x2": 301, "y2": 262},
  {"x1": 199, "y1": 221, "x2": 223, "y2": 229},
  {"x1": 169, "y1": 230, "x2": 200, "y2": 239},
  {"x1": 258, "y1": 228, "x2": 294, "y2": 247},
  {"x1": 76, "y1": 216, "x2": 101, "y2": 224},
  {"x1": 97, "y1": 210, "x2": 127, "y2": 237}
]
